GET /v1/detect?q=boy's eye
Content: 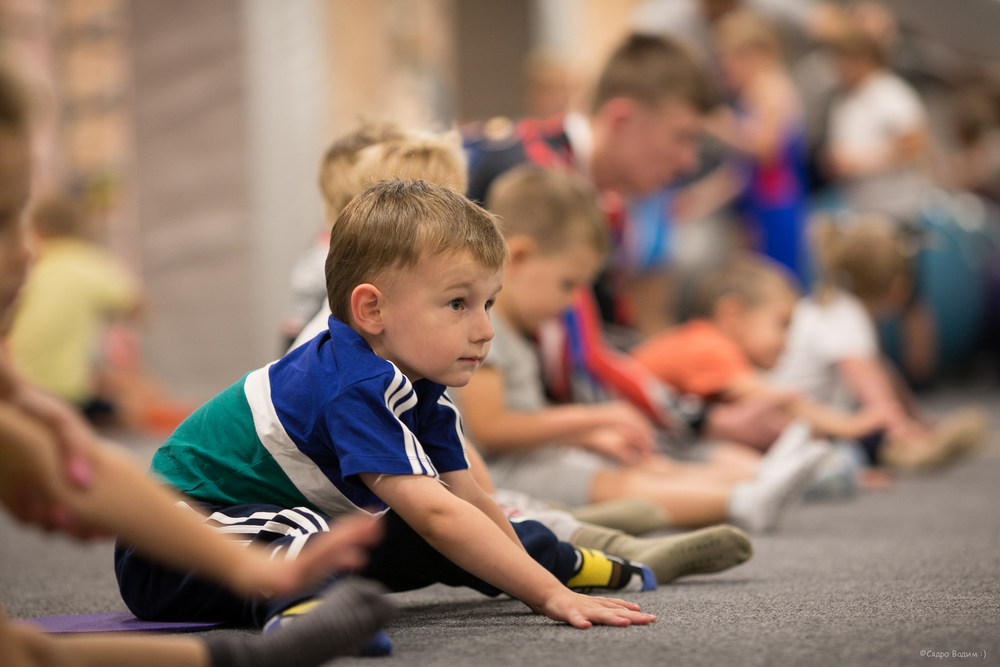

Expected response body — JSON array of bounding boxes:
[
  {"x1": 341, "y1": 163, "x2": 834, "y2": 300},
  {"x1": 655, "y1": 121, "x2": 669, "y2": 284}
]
[
  {"x1": 485, "y1": 299, "x2": 494, "y2": 312},
  {"x1": 449, "y1": 298, "x2": 463, "y2": 311}
]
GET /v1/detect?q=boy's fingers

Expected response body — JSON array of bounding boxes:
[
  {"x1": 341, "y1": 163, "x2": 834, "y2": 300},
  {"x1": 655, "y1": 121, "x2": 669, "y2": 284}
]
[{"x1": 592, "y1": 596, "x2": 643, "y2": 611}]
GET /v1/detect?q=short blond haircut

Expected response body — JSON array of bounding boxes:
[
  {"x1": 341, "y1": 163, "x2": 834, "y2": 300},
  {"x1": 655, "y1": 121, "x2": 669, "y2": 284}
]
[
  {"x1": 486, "y1": 164, "x2": 609, "y2": 257},
  {"x1": 354, "y1": 130, "x2": 468, "y2": 196},
  {"x1": 714, "y1": 9, "x2": 782, "y2": 58},
  {"x1": 318, "y1": 121, "x2": 406, "y2": 221},
  {"x1": 811, "y1": 213, "x2": 910, "y2": 303},
  {"x1": 695, "y1": 253, "x2": 799, "y2": 317},
  {"x1": 326, "y1": 180, "x2": 507, "y2": 324}
]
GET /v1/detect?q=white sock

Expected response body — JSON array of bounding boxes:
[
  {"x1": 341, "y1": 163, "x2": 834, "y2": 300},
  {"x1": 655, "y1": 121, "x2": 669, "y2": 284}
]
[
  {"x1": 729, "y1": 439, "x2": 830, "y2": 533},
  {"x1": 755, "y1": 419, "x2": 813, "y2": 480}
]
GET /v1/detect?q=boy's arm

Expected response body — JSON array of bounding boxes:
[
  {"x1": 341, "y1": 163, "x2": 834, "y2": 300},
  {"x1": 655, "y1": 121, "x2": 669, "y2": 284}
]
[
  {"x1": 0, "y1": 404, "x2": 382, "y2": 598},
  {"x1": 439, "y1": 468, "x2": 521, "y2": 548},
  {"x1": 724, "y1": 372, "x2": 883, "y2": 440},
  {"x1": 837, "y1": 357, "x2": 919, "y2": 437},
  {"x1": 789, "y1": 397, "x2": 885, "y2": 440},
  {"x1": 359, "y1": 472, "x2": 655, "y2": 629},
  {"x1": 0, "y1": 348, "x2": 95, "y2": 491},
  {"x1": 458, "y1": 366, "x2": 654, "y2": 463}
]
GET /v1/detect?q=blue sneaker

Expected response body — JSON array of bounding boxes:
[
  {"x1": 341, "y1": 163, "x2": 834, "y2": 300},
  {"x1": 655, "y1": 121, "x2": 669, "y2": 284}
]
[{"x1": 360, "y1": 629, "x2": 394, "y2": 657}]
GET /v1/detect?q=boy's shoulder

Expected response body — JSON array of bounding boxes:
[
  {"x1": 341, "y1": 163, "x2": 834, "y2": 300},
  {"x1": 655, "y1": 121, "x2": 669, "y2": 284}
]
[{"x1": 273, "y1": 316, "x2": 402, "y2": 400}]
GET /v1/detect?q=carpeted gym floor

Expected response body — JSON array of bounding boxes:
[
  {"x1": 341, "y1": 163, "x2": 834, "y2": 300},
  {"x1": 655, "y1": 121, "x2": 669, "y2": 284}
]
[{"x1": 2, "y1": 380, "x2": 998, "y2": 666}]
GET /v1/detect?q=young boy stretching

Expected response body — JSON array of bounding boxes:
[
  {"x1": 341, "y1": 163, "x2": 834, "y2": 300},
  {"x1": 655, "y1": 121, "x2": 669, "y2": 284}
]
[{"x1": 115, "y1": 180, "x2": 657, "y2": 634}]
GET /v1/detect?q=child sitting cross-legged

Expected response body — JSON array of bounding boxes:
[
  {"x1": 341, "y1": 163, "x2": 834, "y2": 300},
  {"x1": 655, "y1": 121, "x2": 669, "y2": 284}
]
[
  {"x1": 115, "y1": 179, "x2": 659, "y2": 640},
  {"x1": 455, "y1": 165, "x2": 830, "y2": 534}
]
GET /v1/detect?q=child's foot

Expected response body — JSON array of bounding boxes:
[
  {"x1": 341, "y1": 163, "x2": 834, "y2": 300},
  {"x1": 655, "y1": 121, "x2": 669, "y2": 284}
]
[
  {"x1": 755, "y1": 419, "x2": 812, "y2": 479},
  {"x1": 803, "y1": 443, "x2": 859, "y2": 502},
  {"x1": 589, "y1": 524, "x2": 753, "y2": 584},
  {"x1": 570, "y1": 498, "x2": 672, "y2": 535},
  {"x1": 728, "y1": 440, "x2": 830, "y2": 533},
  {"x1": 566, "y1": 547, "x2": 656, "y2": 593},
  {"x1": 245, "y1": 578, "x2": 394, "y2": 666},
  {"x1": 883, "y1": 408, "x2": 989, "y2": 472}
]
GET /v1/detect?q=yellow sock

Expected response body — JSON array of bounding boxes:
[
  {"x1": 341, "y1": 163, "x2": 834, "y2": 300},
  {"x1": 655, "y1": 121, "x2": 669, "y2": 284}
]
[{"x1": 566, "y1": 547, "x2": 616, "y2": 590}]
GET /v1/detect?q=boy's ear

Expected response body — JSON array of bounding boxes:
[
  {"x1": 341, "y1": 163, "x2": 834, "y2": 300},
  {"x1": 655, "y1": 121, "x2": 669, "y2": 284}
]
[
  {"x1": 595, "y1": 97, "x2": 637, "y2": 135},
  {"x1": 505, "y1": 235, "x2": 538, "y2": 267},
  {"x1": 713, "y1": 293, "x2": 744, "y2": 326},
  {"x1": 351, "y1": 283, "x2": 384, "y2": 335}
]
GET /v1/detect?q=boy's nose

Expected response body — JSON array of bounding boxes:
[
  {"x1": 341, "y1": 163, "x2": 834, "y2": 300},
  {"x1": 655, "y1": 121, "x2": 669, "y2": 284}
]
[{"x1": 472, "y1": 311, "x2": 494, "y2": 343}]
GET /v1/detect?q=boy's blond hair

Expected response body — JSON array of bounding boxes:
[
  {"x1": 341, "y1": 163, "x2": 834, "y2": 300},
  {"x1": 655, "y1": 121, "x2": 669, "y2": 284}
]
[
  {"x1": 318, "y1": 121, "x2": 406, "y2": 221},
  {"x1": 714, "y1": 9, "x2": 782, "y2": 58},
  {"x1": 810, "y1": 213, "x2": 910, "y2": 304},
  {"x1": 695, "y1": 253, "x2": 798, "y2": 317},
  {"x1": 326, "y1": 180, "x2": 507, "y2": 324},
  {"x1": 591, "y1": 33, "x2": 715, "y2": 115},
  {"x1": 486, "y1": 164, "x2": 609, "y2": 256},
  {"x1": 828, "y1": 25, "x2": 886, "y2": 68},
  {"x1": 354, "y1": 130, "x2": 468, "y2": 196}
]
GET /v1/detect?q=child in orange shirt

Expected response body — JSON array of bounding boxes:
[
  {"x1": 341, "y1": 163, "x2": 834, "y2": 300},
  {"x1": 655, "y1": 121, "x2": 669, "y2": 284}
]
[{"x1": 632, "y1": 254, "x2": 882, "y2": 450}]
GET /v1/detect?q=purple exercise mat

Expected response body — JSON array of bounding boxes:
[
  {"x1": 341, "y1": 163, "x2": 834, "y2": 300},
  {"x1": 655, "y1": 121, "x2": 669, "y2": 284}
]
[{"x1": 16, "y1": 612, "x2": 222, "y2": 633}]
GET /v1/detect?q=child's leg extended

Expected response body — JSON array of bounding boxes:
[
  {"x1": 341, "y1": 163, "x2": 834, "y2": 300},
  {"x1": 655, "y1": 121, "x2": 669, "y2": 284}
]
[
  {"x1": 114, "y1": 503, "x2": 353, "y2": 627},
  {"x1": 359, "y1": 511, "x2": 652, "y2": 594},
  {"x1": 3, "y1": 582, "x2": 391, "y2": 667}
]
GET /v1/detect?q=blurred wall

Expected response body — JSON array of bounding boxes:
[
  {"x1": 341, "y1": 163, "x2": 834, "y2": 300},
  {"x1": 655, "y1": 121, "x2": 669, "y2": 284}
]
[{"x1": 130, "y1": 0, "x2": 326, "y2": 400}]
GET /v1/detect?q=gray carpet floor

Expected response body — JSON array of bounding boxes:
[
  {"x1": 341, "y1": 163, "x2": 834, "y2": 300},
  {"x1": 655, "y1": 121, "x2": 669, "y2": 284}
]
[{"x1": 2, "y1": 381, "x2": 998, "y2": 666}]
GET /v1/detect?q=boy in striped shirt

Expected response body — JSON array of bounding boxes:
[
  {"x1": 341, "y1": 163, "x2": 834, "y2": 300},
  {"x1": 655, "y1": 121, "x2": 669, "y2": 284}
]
[{"x1": 115, "y1": 180, "x2": 656, "y2": 639}]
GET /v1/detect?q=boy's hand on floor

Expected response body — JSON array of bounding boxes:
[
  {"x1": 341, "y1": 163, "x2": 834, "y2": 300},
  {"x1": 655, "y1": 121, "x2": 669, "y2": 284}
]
[
  {"x1": 530, "y1": 588, "x2": 656, "y2": 629},
  {"x1": 240, "y1": 513, "x2": 384, "y2": 598}
]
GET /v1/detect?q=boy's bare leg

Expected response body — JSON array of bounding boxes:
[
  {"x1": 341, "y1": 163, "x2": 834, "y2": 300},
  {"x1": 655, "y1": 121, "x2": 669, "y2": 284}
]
[
  {"x1": 570, "y1": 498, "x2": 672, "y2": 535},
  {"x1": 589, "y1": 468, "x2": 731, "y2": 529},
  {"x1": 8, "y1": 625, "x2": 208, "y2": 667}
]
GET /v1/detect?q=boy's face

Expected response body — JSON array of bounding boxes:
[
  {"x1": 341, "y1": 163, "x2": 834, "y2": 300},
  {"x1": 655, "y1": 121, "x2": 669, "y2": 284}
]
[
  {"x1": 500, "y1": 239, "x2": 604, "y2": 335},
  {"x1": 372, "y1": 249, "x2": 502, "y2": 386},
  {"x1": 600, "y1": 98, "x2": 702, "y2": 196},
  {"x1": 733, "y1": 287, "x2": 796, "y2": 370},
  {"x1": 0, "y1": 128, "x2": 32, "y2": 327}
]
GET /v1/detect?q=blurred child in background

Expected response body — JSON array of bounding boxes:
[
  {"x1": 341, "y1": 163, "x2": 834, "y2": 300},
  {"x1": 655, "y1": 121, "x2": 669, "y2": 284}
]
[
  {"x1": 457, "y1": 165, "x2": 829, "y2": 534},
  {"x1": 768, "y1": 214, "x2": 988, "y2": 472},
  {"x1": 7, "y1": 195, "x2": 142, "y2": 424},
  {"x1": 280, "y1": 122, "x2": 405, "y2": 348},
  {"x1": 632, "y1": 253, "x2": 881, "y2": 450},
  {"x1": 706, "y1": 9, "x2": 809, "y2": 283}
]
